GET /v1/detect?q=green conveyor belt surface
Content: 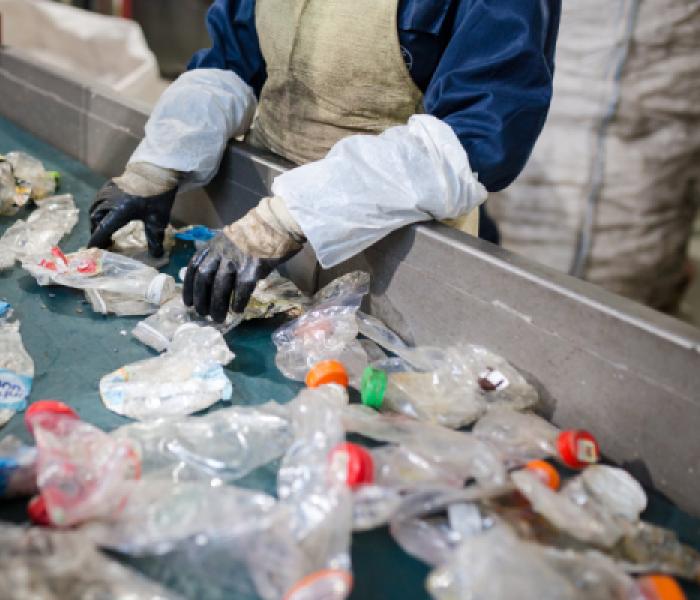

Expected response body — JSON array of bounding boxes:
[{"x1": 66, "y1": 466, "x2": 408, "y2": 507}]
[{"x1": 0, "y1": 114, "x2": 699, "y2": 599}]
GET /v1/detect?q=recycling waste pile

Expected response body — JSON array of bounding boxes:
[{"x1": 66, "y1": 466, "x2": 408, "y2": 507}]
[{"x1": 1, "y1": 124, "x2": 699, "y2": 600}]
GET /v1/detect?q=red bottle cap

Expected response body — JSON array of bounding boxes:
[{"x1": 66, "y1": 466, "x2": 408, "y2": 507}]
[
  {"x1": 556, "y1": 430, "x2": 600, "y2": 469},
  {"x1": 329, "y1": 442, "x2": 374, "y2": 489},
  {"x1": 25, "y1": 400, "x2": 79, "y2": 435},
  {"x1": 27, "y1": 495, "x2": 52, "y2": 526},
  {"x1": 305, "y1": 360, "x2": 349, "y2": 389},
  {"x1": 525, "y1": 460, "x2": 561, "y2": 491},
  {"x1": 637, "y1": 575, "x2": 686, "y2": 600}
]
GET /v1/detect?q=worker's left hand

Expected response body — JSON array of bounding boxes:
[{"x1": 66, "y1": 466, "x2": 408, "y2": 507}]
[{"x1": 183, "y1": 196, "x2": 305, "y2": 322}]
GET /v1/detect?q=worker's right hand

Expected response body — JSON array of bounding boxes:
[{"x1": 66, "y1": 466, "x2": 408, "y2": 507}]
[{"x1": 88, "y1": 181, "x2": 177, "y2": 258}]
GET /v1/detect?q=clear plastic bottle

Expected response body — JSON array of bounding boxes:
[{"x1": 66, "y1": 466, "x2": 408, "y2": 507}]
[
  {"x1": 0, "y1": 161, "x2": 18, "y2": 215},
  {"x1": 22, "y1": 246, "x2": 177, "y2": 315},
  {"x1": 109, "y1": 220, "x2": 175, "y2": 268},
  {"x1": 0, "y1": 303, "x2": 34, "y2": 413},
  {"x1": 0, "y1": 521, "x2": 183, "y2": 600},
  {"x1": 473, "y1": 407, "x2": 601, "y2": 470},
  {"x1": 0, "y1": 195, "x2": 78, "y2": 271},
  {"x1": 5, "y1": 151, "x2": 57, "y2": 201},
  {"x1": 0, "y1": 434, "x2": 37, "y2": 498},
  {"x1": 100, "y1": 324, "x2": 234, "y2": 420},
  {"x1": 343, "y1": 404, "x2": 507, "y2": 488}
]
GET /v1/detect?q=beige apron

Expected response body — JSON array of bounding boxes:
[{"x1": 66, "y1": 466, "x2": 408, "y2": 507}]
[{"x1": 253, "y1": 0, "x2": 479, "y2": 236}]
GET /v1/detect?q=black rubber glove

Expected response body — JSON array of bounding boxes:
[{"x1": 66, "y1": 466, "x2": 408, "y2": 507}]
[
  {"x1": 88, "y1": 181, "x2": 176, "y2": 258},
  {"x1": 183, "y1": 232, "x2": 300, "y2": 323}
]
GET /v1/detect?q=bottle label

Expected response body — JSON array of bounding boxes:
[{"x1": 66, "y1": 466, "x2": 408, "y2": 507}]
[{"x1": 0, "y1": 369, "x2": 32, "y2": 410}]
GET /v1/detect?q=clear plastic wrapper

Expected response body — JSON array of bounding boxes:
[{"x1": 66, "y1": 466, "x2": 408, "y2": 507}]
[
  {"x1": 0, "y1": 304, "x2": 34, "y2": 412},
  {"x1": 0, "y1": 434, "x2": 37, "y2": 498},
  {"x1": 133, "y1": 271, "x2": 307, "y2": 352},
  {"x1": 6, "y1": 151, "x2": 57, "y2": 201},
  {"x1": 343, "y1": 405, "x2": 506, "y2": 488},
  {"x1": 273, "y1": 271, "x2": 370, "y2": 384},
  {"x1": 0, "y1": 195, "x2": 78, "y2": 271},
  {"x1": 0, "y1": 522, "x2": 182, "y2": 600},
  {"x1": 100, "y1": 325, "x2": 234, "y2": 420},
  {"x1": 22, "y1": 246, "x2": 177, "y2": 315},
  {"x1": 0, "y1": 160, "x2": 18, "y2": 215},
  {"x1": 28, "y1": 406, "x2": 140, "y2": 527},
  {"x1": 110, "y1": 220, "x2": 176, "y2": 268},
  {"x1": 473, "y1": 407, "x2": 600, "y2": 470}
]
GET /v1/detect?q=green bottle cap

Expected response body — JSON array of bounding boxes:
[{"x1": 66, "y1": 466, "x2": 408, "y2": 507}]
[
  {"x1": 361, "y1": 366, "x2": 388, "y2": 409},
  {"x1": 48, "y1": 171, "x2": 60, "y2": 184}
]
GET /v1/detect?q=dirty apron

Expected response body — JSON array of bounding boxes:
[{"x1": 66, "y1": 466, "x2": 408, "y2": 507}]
[{"x1": 252, "y1": 0, "x2": 479, "y2": 237}]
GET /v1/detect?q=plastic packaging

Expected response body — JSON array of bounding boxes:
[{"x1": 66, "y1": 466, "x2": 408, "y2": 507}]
[
  {"x1": 22, "y1": 246, "x2": 177, "y2": 316},
  {"x1": 133, "y1": 271, "x2": 307, "y2": 352},
  {"x1": 0, "y1": 161, "x2": 18, "y2": 215},
  {"x1": 0, "y1": 195, "x2": 78, "y2": 271},
  {"x1": 427, "y1": 526, "x2": 685, "y2": 600},
  {"x1": 0, "y1": 522, "x2": 183, "y2": 600},
  {"x1": 0, "y1": 303, "x2": 34, "y2": 412},
  {"x1": 5, "y1": 151, "x2": 57, "y2": 201},
  {"x1": 343, "y1": 405, "x2": 506, "y2": 488},
  {"x1": 26, "y1": 401, "x2": 140, "y2": 527},
  {"x1": 473, "y1": 407, "x2": 601, "y2": 470},
  {"x1": 100, "y1": 324, "x2": 234, "y2": 420},
  {"x1": 110, "y1": 220, "x2": 175, "y2": 268},
  {"x1": 273, "y1": 271, "x2": 370, "y2": 383},
  {"x1": 0, "y1": 435, "x2": 37, "y2": 498}
]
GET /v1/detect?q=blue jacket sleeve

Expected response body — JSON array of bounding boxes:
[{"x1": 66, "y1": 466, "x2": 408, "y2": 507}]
[
  {"x1": 425, "y1": 0, "x2": 561, "y2": 192},
  {"x1": 187, "y1": 0, "x2": 266, "y2": 97}
]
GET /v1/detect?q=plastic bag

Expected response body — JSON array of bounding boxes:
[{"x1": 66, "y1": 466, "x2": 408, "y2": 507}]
[
  {"x1": 0, "y1": 303, "x2": 34, "y2": 412},
  {"x1": 0, "y1": 195, "x2": 78, "y2": 271},
  {"x1": 100, "y1": 325, "x2": 234, "y2": 420},
  {"x1": 22, "y1": 246, "x2": 177, "y2": 315}
]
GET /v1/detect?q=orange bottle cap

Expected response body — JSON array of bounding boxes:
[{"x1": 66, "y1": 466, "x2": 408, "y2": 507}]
[
  {"x1": 525, "y1": 460, "x2": 561, "y2": 491},
  {"x1": 638, "y1": 575, "x2": 686, "y2": 600},
  {"x1": 25, "y1": 400, "x2": 79, "y2": 435},
  {"x1": 556, "y1": 430, "x2": 600, "y2": 469},
  {"x1": 305, "y1": 360, "x2": 349, "y2": 389}
]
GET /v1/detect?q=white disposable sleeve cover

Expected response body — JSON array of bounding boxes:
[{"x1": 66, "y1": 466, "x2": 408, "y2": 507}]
[
  {"x1": 272, "y1": 114, "x2": 488, "y2": 268},
  {"x1": 129, "y1": 68, "x2": 257, "y2": 191}
]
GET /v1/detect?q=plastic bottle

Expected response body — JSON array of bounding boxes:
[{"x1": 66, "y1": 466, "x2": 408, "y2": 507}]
[
  {"x1": 273, "y1": 271, "x2": 370, "y2": 384},
  {"x1": 0, "y1": 161, "x2": 16, "y2": 215},
  {"x1": 25, "y1": 400, "x2": 140, "y2": 528},
  {"x1": 343, "y1": 404, "x2": 507, "y2": 488},
  {"x1": 5, "y1": 151, "x2": 57, "y2": 201},
  {"x1": 0, "y1": 522, "x2": 183, "y2": 600},
  {"x1": 0, "y1": 194, "x2": 79, "y2": 271},
  {"x1": 0, "y1": 435, "x2": 37, "y2": 498},
  {"x1": 109, "y1": 219, "x2": 175, "y2": 268},
  {"x1": 100, "y1": 324, "x2": 234, "y2": 420},
  {"x1": 472, "y1": 407, "x2": 600, "y2": 469},
  {"x1": 427, "y1": 525, "x2": 686, "y2": 600},
  {"x1": 22, "y1": 246, "x2": 177, "y2": 316},
  {"x1": 0, "y1": 302, "x2": 34, "y2": 413}
]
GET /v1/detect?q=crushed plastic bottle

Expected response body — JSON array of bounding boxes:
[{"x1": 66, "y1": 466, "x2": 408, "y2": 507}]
[
  {"x1": 26, "y1": 400, "x2": 140, "y2": 527},
  {"x1": 110, "y1": 220, "x2": 176, "y2": 268},
  {"x1": 22, "y1": 246, "x2": 177, "y2": 315},
  {"x1": 0, "y1": 302, "x2": 34, "y2": 413},
  {"x1": 100, "y1": 324, "x2": 234, "y2": 420},
  {"x1": 0, "y1": 435, "x2": 37, "y2": 498},
  {"x1": 343, "y1": 405, "x2": 506, "y2": 488},
  {"x1": 273, "y1": 271, "x2": 370, "y2": 384},
  {"x1": 5, "y1": 151, "x2": 57, "y2": 201},
  {"x1": 0, "y1": 522, "x2": 183, "y2": 600},
  {"x1": 473, "y1": 407, "x2": 601, "y2": 470},
  {"x1": 0, "y1": 195, "x2": 79, "y2": 271},
  {"x1": 427, "y1": 525, "x2": 686, "y2": 600},
  {"x1": 133, "y1": 271, "x2": 307, "y2": 352}
]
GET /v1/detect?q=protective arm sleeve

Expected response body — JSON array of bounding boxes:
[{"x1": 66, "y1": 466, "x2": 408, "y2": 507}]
[
  {"x1": 272, "y1": 114, "x2": 487, "y2": 269},
  {"x1": 128, "y1": 68, "x2": 257, "y2": 191}
]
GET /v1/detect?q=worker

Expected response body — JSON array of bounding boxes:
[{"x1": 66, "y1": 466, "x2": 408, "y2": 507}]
[{"x1": 88, "y1": 0, "x2": 561, "y2": 323}]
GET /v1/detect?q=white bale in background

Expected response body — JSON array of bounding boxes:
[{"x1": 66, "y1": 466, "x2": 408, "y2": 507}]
[
  {"x1": 0, "y1": 0, "x2": 166, "y2": 105},
  {"x1": 489, "y1": 0, "x2": 700, "y2": 311}
]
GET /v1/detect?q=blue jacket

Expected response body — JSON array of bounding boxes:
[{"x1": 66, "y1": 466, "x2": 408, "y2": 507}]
[{"x1": 189, "y1": 0, "x2": 561, "y2": 193}]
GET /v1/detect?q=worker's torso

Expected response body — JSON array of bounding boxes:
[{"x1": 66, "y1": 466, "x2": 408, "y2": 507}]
[{"x1": 253, "y1": 0, "x2": 426, "y2": 165}]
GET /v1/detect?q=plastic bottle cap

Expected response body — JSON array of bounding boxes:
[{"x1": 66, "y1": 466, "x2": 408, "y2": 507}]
[
  {"x1": 47, "y1": 171, "x2": 60, "y2": 183},
  {"x1": 525, "y1": 460, "x2": 561, "y2": 491},
  {"x1": 329, "y1": 442, "x2": 374, "y2": 489},
  {"x1": 556, "y1": 430, "x2": 600, "y2": 469},
  {"x1": 637, "y1": 575, "x2": 686, "y2": 600},
  {"x1": 305, "y1": 360, "x2": 349, "y2": 389},
  {"x1": 27, "y1": 495, "x2": 52, "y2": 526},
  {"x1": 360, "y1": 366, "x2": 388, "y2": 409},
  {"x1": 284, "y1": 569, "x2": 353, "y2": 600},
  {"x1": 24, "y1": 400, "x2": 79, "y2": 435}
]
